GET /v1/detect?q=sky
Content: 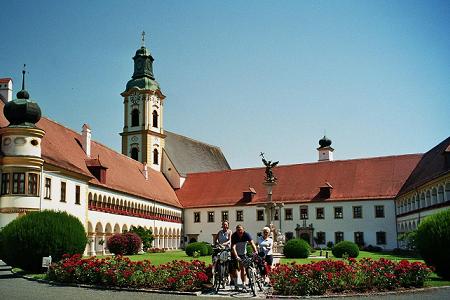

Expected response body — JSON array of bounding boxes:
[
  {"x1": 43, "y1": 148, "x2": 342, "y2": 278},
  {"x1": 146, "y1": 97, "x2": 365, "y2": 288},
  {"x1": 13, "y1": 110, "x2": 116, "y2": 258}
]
[{"x1": 1, "y1": 0, "x2": 449, "y2": 169}]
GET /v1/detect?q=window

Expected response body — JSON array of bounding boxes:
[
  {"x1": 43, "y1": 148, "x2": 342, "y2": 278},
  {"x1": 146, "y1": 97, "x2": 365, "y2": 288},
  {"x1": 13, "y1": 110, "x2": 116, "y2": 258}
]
[
  {"x1": 376, "y1": 231, "x2": 386, "y2": 245},
  {"x1": 285, "y1": 208, "x2": 293, "y2": 220},
  {"x1": 208, "y1": 211, "x2": 215, "y2": 223},
  {"x1": 353, "y1": 206, "x2": 362, "y2": 219},
  {"x1": 221, "y1": 211, "x2": 229, "y2": 222},
  {"x1": 131, "y1": 148, "x2": 139, "y2": 161},
  {"x1": 316, "y1": 232, "x2": 326, "y2": 244},
  {"x1": 257, "y1": 209, "x2": 264, "y2": 221},
  {"x1": 12, "y1": 173, "x2": 25, "y2": 194},
  {"x1": 274, "y1": 208, "x2": 279, "y2": 221},
  {"x1": 194, "y1": 212, "x2": 201, "y2": 223},
  {"x1": 152, "y1": 110, "x2": 158, "y2": 128},
  {"x1": 334, "y1": 207, "x2": 343, "y2": 219},
  {"x1": 153, "y1": 149, "x2": 159, "y2": 165},
  {"x1": 1, "y1": 173, "x2": 10, "y2": 195},
  {"x1": 44, "y1": 178, "x2": 51, "y2": 199},
  {"x1": 335, "y1": 232, "x2": 344, "y2": 244},
  {"x1": 375, "y1": 205, "x2": 385, "y2": 218},
  {"x1": 354, "y1": 232, "x2": 364, "y2": 246},
  {"x1": 131, "y1": 109, "x2": 140, "y2": 127},
  {"x1": 75, "y1": 185, "x2": 80, "y2": 205},
  {"x1": 60, "y1": 182, "x2": 66, "y2": 202},
  {"x1": 28, "y1": 173, "x2": 38, "y2": 196},
  {"x1": 300, "y1": 206, "x2": 308, "y2": 220},
  {"x1": 236, "y1": 210, "x2": 243, "y2": 222},
  {"x1": 316, "y1": 207, "x2": 324, "y2": 219}
]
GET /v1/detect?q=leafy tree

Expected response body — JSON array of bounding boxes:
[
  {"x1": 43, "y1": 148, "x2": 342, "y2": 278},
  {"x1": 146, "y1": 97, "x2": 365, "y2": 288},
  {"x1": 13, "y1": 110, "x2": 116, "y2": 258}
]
[{"x1": 129, "y1": 226, "x2": 154, "y2": 251}]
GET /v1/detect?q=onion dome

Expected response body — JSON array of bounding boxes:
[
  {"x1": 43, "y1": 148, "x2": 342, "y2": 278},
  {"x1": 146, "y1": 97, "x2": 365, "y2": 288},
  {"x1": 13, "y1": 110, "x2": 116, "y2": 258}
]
[
  {"x1": 319, "y1": 135, "x2": 332, "y2": 148},
  {"x1": 3, "y1": 66, "x2": 42, "y2": 128}
]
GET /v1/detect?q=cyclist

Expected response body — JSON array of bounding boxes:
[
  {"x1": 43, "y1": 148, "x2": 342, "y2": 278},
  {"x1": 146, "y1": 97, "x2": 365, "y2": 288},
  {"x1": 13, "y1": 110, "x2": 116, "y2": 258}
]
[
  {"x1": 257, "y1": 226, "x2": 273, "y2": 284},
  {"x1": 230, "y1": 224, "x2": 258, "y2": 291},
  {"x1": 215, "y1": 220, "x2": 232, "y2": 247}
]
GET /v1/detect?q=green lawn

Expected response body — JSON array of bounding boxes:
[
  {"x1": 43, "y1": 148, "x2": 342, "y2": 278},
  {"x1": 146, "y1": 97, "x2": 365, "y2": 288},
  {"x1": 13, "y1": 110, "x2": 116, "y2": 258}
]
[
  {"x1": 281, "y1": 250, "x2": 424, "y2": 264},
  {"x1": 95, "y1": 250, "x2": 212, "y2": 265}
]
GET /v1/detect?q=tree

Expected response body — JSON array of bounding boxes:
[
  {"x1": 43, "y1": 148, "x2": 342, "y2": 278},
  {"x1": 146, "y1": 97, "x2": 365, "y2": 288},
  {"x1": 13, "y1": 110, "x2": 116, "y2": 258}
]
[{"x1": 129, "y1": 226, "x2": 154, "y2": 251}]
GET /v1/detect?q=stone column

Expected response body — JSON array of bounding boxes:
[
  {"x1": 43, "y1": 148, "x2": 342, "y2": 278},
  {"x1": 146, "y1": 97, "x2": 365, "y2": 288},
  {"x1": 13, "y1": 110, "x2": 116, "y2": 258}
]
[
  {"x1": 101, "y1": 234, "x2": 106, "y2": 255},
  {"x1": 90, "y1": 234, "x2": 96, "y2": 256}
]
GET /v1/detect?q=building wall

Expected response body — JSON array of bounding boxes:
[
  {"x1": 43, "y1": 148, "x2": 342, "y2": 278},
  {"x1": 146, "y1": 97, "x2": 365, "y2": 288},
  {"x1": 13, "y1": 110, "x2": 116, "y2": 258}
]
[
  {"x1": 184, "y1": 199, "x2": 397, "y2": 249},
  {"x1": 396, "y1": 174, "x2": 450, "y2": 237}
]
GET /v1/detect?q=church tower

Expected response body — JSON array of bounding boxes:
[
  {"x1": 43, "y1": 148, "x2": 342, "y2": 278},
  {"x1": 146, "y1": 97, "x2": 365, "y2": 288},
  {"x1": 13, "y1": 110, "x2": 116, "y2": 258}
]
[{"x1": 120, "y1": 33, "x2": 165, "y2": 171}]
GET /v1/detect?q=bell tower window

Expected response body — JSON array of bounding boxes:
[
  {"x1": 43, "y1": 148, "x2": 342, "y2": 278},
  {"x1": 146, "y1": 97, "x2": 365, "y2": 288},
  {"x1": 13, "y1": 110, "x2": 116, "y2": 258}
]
[
  {"x1": 131, "y1": 109, "x2": 140, "y2": 127},
  {"x1": 153, "y1": 149, "x2": 159, "y2": 165},
  {"x1": 131, "y1": 147, "x2": 139, "y2": 161},
  {"x1": 152, "y1": 110, "x2": 158, "y2": 128}
]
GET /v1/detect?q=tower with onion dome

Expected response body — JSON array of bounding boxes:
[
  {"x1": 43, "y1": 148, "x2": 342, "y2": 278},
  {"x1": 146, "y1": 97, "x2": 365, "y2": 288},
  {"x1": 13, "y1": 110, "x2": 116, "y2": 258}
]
[
  {"x1": 0, "y1": 66, "x2": 45, "y2": 226},
  {"x1": 120, "y1": 32, "x2": 166, "y2": 171},
  {"x1": 317, "y1": 135, "x2": 334, "y2": 161}
]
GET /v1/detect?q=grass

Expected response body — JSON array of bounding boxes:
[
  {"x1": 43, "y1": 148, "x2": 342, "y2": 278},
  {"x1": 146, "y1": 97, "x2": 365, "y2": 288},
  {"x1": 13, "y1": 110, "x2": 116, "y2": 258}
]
[
  {"x1": 281, "y1": 250, "x2": 424, "y2": 264},
  {"x1": 95, "y1": 250, "x2": 212, "y2": 265}
]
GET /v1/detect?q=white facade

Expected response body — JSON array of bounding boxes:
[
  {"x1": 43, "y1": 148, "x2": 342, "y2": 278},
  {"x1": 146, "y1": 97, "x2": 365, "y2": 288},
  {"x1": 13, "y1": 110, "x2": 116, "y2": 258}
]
[{"x1": 184, "y1": 199, "x2": 397, "y2": 250}]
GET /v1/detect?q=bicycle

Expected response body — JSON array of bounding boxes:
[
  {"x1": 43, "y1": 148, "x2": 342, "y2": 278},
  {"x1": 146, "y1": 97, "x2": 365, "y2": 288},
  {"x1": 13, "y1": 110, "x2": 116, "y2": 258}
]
[
  {"x1": 212, "y1": 245, "x2": 231, "y2": 294},
  {"x1": 241, "y1": 254, "x2": 265, "y2": 296}
]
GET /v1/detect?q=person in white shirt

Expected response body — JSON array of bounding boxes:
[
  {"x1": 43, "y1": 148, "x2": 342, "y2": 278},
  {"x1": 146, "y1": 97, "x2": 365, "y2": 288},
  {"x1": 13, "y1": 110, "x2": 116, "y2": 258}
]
[{"x1": 257, "y1": 226, "x2": 274, "y2": 282}]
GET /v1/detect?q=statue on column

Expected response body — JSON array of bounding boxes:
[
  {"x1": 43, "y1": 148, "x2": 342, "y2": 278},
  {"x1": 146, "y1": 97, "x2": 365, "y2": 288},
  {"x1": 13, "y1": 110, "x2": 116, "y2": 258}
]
[{"x1": 260, "y1": 152, "x2": 279, "y2": 183}]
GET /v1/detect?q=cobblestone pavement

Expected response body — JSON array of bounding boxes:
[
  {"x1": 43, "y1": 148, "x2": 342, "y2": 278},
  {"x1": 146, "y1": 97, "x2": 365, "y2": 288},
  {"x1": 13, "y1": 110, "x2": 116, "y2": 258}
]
[{"x1": 1, "y1": 260, "x2": 450, "y2": 300}]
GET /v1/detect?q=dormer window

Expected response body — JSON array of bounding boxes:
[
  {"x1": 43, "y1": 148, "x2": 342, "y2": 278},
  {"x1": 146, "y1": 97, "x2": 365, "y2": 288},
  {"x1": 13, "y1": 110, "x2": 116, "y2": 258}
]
[
  {"x1": 319, "y1": 182, "x2": 333, "y2": 199},
  {"x1": 131, "y1": 109, "x2": 140, "y2": 127},
  {"x1": 243, "y1": 187, "x2": 256, "y2": 202}
]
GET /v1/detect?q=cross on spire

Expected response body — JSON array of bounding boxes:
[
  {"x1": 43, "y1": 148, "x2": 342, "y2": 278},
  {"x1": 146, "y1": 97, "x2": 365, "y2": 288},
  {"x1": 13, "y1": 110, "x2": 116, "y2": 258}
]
[
  {"x1": 22, "y1": 64, "x2": 26, "y2": 90},
  {"x1": 141, "y1": 31, "x2": 146, "y2": 47}
]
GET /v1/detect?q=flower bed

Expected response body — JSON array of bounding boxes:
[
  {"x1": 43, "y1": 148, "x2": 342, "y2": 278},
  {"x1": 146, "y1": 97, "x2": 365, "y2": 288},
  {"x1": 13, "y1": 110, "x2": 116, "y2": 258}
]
[
  {"x1": 47, "y1": 254, "x2": 210, "y2": 292},
  {"x1": 270, "y1": 258, "x2": 431, "y2": 296}
]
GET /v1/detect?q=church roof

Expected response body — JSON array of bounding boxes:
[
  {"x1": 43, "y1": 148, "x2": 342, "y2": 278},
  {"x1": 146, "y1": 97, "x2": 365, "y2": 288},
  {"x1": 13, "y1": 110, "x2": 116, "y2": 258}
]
[
  {"x1": 398, "y1": 136, "x2": 450, "y2": 196},
  {"x1": 164, "y1": 130, "x2": 230, "y2": 176},
  {"x1": 176, "y1": 154, "x2": 422, "y2": 208},
  {"x1": 0, "y1": 103, "x2": 182, "y2": 208}
]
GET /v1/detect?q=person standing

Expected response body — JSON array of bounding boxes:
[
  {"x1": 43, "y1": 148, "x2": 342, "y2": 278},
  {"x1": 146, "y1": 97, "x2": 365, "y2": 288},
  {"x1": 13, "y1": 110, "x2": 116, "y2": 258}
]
[
  {"x1": 257, "y1": 226, "x2": 274, "y2": 283},
  {"x1": 230, "y1": 224, "x2": 258, "y2": 290},
  {"x1": 215, "y1": 221, "x2": 232, "y2": 247}
]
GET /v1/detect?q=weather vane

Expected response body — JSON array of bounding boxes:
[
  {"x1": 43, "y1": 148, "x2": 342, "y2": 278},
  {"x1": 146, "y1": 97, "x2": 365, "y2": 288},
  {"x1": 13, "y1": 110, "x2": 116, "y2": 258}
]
[
  {"x1": 141, "y1": 31, "x2": 146, "y2": 47},
  {"x1": 22, "y1": 64, "x2": 26, "y2": 90}
]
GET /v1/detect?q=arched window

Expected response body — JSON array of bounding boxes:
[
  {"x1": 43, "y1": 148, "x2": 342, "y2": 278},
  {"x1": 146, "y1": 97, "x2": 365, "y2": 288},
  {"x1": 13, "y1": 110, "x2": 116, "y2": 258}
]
[
  {"x1": 131, "y1": 109, "x2": 140, "y2": 127},
  {"x1": 131, "y1": 147, "x2": 139, "y2": 161},
  {"x1": 152, "y1": 110, "x2": 158, "y2": 128},
  {"x1": 153, "y1": 149, "x2": 159, "y2": 165}
]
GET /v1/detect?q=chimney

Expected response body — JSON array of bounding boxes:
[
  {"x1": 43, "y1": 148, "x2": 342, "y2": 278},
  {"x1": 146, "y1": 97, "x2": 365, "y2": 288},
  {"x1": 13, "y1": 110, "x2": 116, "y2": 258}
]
[
  {"x1": 0, "y1": 78, "x2": 13, "y2": 104},
  {"x1": 143, "y1": 163, "x2": 148, "y2": 180},
  {"x1": 81, "y1": 124, "x2": 91, "y2": 157}
]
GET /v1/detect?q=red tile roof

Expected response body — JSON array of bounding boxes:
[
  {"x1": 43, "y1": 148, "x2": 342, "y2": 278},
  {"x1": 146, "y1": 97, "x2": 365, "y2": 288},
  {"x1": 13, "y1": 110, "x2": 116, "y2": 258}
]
[
  {"x1": 0, "y1": 103, "x2": 181, "y2": 208},
  {"x1": 0, "y1": 78, "x2": 12, "y2": 83},
  {"x1": 176, "y1": 154, "x2": 422, "y2": 208}
]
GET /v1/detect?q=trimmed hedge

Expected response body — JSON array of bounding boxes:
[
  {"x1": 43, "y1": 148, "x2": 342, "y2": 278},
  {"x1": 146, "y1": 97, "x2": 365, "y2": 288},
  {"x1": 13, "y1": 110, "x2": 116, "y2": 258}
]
[
  {"x1": 332, "y1": 241, "x2": 359, "y2": 258},
  {"x1": 185, "y1": 242, "x2": 210, "y2": 257},
  {"x1": 283, "y1": 238, "x2": 311, "y2": 258},
  {"x1": 106, "y1": 232, "x2": 142, "y2": 255},
  {"x1": 0, "y1": 210, "x2": 87, "y2": 272},
  {"x1": 416, "y1": 209, "x2": 450, "y2": 279}
]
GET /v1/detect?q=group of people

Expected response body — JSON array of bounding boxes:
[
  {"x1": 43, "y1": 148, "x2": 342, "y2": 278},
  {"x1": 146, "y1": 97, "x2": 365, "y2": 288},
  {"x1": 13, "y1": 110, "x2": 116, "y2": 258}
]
[{"x1": 214, "y1": 221, "x2": 273, "y2": 290}]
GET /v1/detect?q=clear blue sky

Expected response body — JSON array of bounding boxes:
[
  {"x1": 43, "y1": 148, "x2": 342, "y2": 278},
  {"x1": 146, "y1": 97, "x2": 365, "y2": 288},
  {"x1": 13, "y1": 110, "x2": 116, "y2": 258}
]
[{"x1": 1, "y1": 0, "x2": 449, "y2": 169}]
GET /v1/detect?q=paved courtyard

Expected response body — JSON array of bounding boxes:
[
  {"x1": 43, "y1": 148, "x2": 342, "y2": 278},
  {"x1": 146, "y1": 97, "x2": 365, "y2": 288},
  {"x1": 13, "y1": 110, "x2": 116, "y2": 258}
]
[{"x1": 1, "y1": 261, "x2": 450, "y2": 300}]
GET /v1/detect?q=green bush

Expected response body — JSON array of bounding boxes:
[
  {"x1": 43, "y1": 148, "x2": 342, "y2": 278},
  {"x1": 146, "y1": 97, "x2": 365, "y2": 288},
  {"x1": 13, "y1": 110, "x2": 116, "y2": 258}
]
[
  {"x1": 202, "y1": 242, "x2": 213, "y2": 255},
  {"x1": 283, "y1": 238, "x2": 311, "y2": 258},
  {"x1": 128, "y1": 226, "x2": 153, "y2": 251},
  {"x1": 0, "y1": 210, "x2": 87, "y2": 272},
  {"x1": 416, "y1": 209, "x2": 450, "y2": 279},
  {"x1": 185, "y1": 242, "x2": 209, "y2": 257},
  {"x1": 332, "y1": 241, "x2": 359, "y2": 258}
]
